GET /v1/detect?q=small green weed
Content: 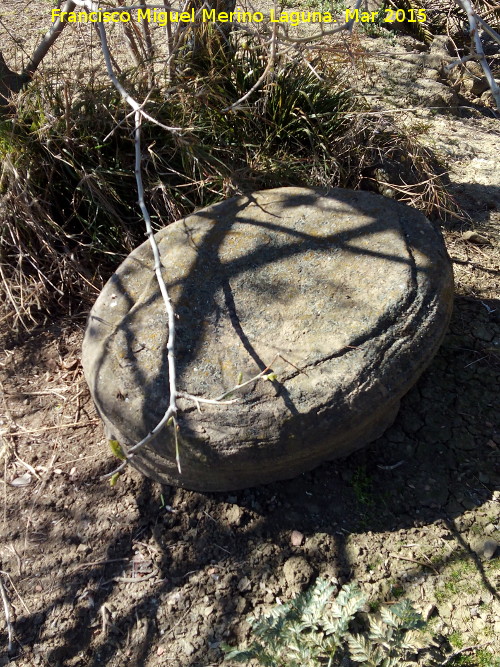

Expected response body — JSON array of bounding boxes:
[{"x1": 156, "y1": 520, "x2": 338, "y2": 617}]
[
  {"x1": 223, "y1": 578, "x2": 432, "y2": 666},
  {"x1": 448, "y1": 631, "x2": 464, "y2": 649},
  {"x1": 352, "y1": 466, "x2": 374, "y2": 506},
  {"x1": 450, "y1": 650, "x2": 500, "y2": 667},
  {"x1": 389, "y1": 583, "x2": 406, "y2": 600}
]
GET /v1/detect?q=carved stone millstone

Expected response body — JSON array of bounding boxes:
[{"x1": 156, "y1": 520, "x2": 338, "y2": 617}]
[{"x1": 82, "y1": 188, "x2": 453, "y2": 491}]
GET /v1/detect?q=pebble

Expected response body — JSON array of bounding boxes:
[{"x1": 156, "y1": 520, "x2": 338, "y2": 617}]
[
  {"x1": 181, "y1": 640, "x2": 195, "y2": 656},
  {"x1": 291, "y1": 530, "x2": 304, "y2": 547},
  {"x1": 480, "y1": 591, "x2": 493, "y2": 605},
  {"x1": 455, "y1": 606, "x2": 470, "y2": 622},
  {"x1": 422, "y1": 603, "x2": 437, "y2": 621},
  {"x1": 439, "y1": 601, "x2": 454, "y2": 618},
  {"x1": 462, "y1": 230, "x2": 490, "y2": 244},
  {"x1": 236, "y1": 596, "x2": 247, "y2": 614},
  {"x1": 471, "y1": 537, "x2": 498, "y2": 560},
  {"x1": 472, "y1": 618, "x2": 484, "y2": 633},
  {"x1": 283, "y1": 556, "x2": 314, "y2": 592},
  {"x1": 482, "y1": 539, "x2": 498, "y2": 560},
  {"x1": 461, "y1": 497, "x2": 478, "y2": 511},
  {"x1": 237, "y1": 576, "x2": 251, "y2": 592}
]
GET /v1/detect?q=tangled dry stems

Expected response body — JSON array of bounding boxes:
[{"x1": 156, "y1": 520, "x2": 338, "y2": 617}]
[{"x1": 0, "y1": 27, "x2": 461, "y2": 332}]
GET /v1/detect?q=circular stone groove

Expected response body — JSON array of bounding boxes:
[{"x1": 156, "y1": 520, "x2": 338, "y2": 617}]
[{"x1": 82, "y1": 187, "x2": 453, "y2": 491}]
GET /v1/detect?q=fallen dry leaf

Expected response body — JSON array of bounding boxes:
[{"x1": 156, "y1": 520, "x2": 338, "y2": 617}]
[
  {"x1": 462, "y1": 230, "x2": 490, "y2": 244},
  {"x1": 9, "y1": 472, "x2": 32, "y2": 487}
]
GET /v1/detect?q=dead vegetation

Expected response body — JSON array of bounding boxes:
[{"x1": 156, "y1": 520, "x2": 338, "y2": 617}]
[{"x1": 0, "y1": 2, "x2": 472, "y2": 332}]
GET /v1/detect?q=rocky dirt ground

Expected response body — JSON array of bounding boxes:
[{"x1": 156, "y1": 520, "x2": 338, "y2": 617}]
[{"x1": 0, "y1": 4, "x2": 499, "y2": 667}]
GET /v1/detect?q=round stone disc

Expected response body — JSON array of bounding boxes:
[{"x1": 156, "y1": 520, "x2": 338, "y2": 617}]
[{"x1": 82, "y1": 188, "x2": 453, "y2": 491}]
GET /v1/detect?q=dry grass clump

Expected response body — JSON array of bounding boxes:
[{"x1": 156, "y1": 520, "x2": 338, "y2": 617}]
[
  {"x1": 0, "y1": 31, "x2": 458, "y2": 331},
  {"x1": 421, "y1": 0, "x2": 499, "y2": 35},
  {"x1": 0, "y1": 80, "x2": 138, "y2": 331},
  {"x1": 382, "y1": 0, "x2": 499, "y2": 44}
]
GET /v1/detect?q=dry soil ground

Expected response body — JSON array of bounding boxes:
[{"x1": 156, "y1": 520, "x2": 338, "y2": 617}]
[{"x1": 0, "y1": 3, "x2": 499, "y2": 666}]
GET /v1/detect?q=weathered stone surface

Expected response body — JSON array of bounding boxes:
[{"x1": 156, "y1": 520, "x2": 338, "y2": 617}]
[
  {"x1": 462, "y1": 61, "x2": 490, "y2": 97},
  {"x1": 412, "y1": 79, "x2": 459, "y2": 110},
  {"x1": 82, "y1": 188, "x2": 453, "y2": 491},
  {"x1": 425, "y1": 35, "x2": 453, "y2": 71}
]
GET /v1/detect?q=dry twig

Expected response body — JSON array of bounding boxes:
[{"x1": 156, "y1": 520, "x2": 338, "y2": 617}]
[
  {"x1": 442, "y1": 643, "x2": 492, "y2": 665},
  {"x1": 389, "y1": 552, "x2": 440, "y2": 575},
  {"x1": 5, "y1": 419, "x2": 99, "y2": 437},
  {"x1": 0, "y1": 575, "x2": 13, "y2": 653}
]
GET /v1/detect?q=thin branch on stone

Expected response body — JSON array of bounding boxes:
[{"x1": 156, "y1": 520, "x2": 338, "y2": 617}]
[
  {"x1": 78, "y1": 0, "x2": 494, "y2": 483},
  {"x1": 95, "y1": 16, "x2": 180, "y2": 477},
  {"x1": 178, "y1": 356, "x2": 281, "y2": 406},
  {"x1": 101, "y1": 399, "x2": 177, "y2": 478},
  {"x1": 103, "y1": 358, "x2": 281, "y2": 479},
  {"x1": 134, "y1": 110, "x2": 178, "y2": 437},
  {"x1": 173, "y1": 415, "x2": 181, "y2": 474},
  {"x1": 214, "y1": 358, "x2": 280, "y2": 401},
  {"x1": 178, "y1": 394, "x2": 241, "y2": 406}
]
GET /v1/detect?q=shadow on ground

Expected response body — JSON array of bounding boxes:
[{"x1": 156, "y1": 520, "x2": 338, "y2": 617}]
[{"x1": 1, "y1": 290, "x2": 497, "y2": 666}]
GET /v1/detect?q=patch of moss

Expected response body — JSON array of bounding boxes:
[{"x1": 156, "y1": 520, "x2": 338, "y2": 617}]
[
  {"x1": 450, "y1": 649, "x2": 500, "y2": 667},
  {"x1": 352, "y1": 466, "x2": 374, "y2": 506}
]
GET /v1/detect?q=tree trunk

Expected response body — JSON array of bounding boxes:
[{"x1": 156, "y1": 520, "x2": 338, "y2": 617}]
[
  {"x1": 0, "y1": 53, "x2": 28, "y2": 105},
  {"x1": 0, "y1": 0, "x2": 76, "y2": 106}
]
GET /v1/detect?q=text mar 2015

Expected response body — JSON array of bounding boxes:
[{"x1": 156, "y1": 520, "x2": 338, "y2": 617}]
[{"x1": 50, "y1": 7, "x2": 427, "y2": 27}]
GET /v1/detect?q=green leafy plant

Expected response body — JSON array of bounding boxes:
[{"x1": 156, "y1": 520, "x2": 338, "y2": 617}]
[{"x1": 223, "y1": 578, "x2": 432, "y2": 666}]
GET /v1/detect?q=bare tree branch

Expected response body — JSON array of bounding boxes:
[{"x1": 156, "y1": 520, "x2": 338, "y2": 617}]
[
  {"x1": 23, "y1": 0, "x2": 77, "y2": 80},
  {"x1": 454, "y1": 0, "x2": 500, "y2": 110},
  {"x1": 476, "y1": 14, "x2": 500, "y2": 46},
  {"x1": 96, "y1": 18, "x2": 183, "y2": 131}
]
